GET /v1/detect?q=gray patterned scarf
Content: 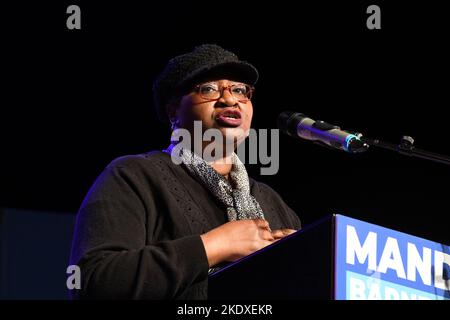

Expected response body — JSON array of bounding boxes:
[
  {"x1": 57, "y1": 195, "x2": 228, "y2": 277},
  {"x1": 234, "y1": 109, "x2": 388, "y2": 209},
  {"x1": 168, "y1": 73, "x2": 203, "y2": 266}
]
[{"x1": 165, "y1": 146, "x2": 265, "y2": 221}]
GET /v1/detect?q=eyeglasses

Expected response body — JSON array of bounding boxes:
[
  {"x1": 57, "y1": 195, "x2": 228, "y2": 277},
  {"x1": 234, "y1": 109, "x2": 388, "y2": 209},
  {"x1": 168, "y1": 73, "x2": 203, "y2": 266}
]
[{"x1": 194, "y1": 82, "x2": 254, "y2": 102}]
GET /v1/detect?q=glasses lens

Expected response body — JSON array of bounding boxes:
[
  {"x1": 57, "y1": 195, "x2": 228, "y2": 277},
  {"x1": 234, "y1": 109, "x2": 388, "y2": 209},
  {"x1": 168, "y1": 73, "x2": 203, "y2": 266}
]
[
  {"x1": 197, "y1": 82, "x2": 253, "y2": 100},
  {"x1": 231, "y1": 84, "x2": 252, "y2": 100},
  {"x1": 198, "y1": 83, "x2": 219, "y2": 99}
]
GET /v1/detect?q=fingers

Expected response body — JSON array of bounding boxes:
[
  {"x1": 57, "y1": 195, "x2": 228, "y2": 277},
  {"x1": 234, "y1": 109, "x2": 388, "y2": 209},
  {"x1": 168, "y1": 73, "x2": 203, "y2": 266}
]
[
  {"x1": 254, "y1": 219, "x2": 270, "y2": 230},
  {"x1": 261, "y1": 230, "x2": 274, "y2": 241},
  {"x1": 253, "y1": 220, "x2": 298, "y2": 241},
  {"x1": 255, "y1": 219, "x2": 274, "y2": 241},
  {"x1": 251, "y1": 220, "x2": 299, "y2": 243},
  {"x1": 262, "y1": 240, "x2": 275, "y2": 248},
  {"x1": 271, "y1": 230, "x2": 284, "y2": 239},
  {"x1": 271, "y1": 229, "x2": 297, "y2": 239}
]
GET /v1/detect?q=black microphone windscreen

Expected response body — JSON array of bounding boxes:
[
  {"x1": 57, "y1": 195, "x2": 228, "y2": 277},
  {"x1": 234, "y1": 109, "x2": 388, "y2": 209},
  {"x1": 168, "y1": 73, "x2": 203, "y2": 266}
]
[{"x1": 277, "y1": 111, "x2": 304, "y2": 137}]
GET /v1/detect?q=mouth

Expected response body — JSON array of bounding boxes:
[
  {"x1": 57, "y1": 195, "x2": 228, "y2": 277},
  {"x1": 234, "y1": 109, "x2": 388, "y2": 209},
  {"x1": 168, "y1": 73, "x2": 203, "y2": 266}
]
[{"x1": 215, "y1": 109, "x2": 243, "y2": 127}]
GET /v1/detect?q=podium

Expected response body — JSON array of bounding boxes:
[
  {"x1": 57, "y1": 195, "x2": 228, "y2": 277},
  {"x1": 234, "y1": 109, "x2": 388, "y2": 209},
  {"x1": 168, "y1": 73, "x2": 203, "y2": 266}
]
[{"x1": 208, "y1": 215, "x2": 450, "y2": 300}]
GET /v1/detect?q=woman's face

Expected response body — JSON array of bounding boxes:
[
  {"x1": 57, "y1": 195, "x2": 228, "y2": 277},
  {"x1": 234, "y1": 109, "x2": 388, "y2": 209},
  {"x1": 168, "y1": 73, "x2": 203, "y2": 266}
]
[{"x1": 173, "y1": 79, "x2": 254, "y2": 145}]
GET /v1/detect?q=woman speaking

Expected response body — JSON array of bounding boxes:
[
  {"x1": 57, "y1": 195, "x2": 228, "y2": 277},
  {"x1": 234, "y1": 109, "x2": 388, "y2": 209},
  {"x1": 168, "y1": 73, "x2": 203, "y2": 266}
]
[{"x1": 70, "y1": 44, "x2": 301, "y2": 299}]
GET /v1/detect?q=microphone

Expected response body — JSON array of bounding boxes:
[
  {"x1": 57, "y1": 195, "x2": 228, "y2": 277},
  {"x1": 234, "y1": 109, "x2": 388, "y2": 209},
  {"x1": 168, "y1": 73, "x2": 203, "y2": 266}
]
[{"x1": 277, "y1": 111, "x2": 369, "y2": 153}]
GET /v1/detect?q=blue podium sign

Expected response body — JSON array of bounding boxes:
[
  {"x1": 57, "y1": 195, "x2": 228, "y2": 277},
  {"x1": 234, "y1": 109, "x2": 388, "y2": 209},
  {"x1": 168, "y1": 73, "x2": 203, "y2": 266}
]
[{"x1": 335, "y1": 215, "x2": 450, "y2": 300}]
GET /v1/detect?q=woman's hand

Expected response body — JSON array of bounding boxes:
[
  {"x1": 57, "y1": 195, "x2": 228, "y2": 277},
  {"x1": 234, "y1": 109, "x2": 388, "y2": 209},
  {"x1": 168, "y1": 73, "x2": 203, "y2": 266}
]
[
  {"x1": 271, "y1": 228, "x2": 297, "y2": 240},
  {"x1": 200, "y1": 219, "x2": 295, "y2": 267}
]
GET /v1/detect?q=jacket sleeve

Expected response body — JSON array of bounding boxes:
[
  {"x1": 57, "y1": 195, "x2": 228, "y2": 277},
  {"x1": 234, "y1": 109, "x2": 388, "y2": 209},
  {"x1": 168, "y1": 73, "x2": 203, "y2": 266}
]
[
  {"x1": 69, "y1": 157, "x2": 209, "y2": 299},
  {"x1": 256, "y1": 182, "x2": 302, "y2": 230}
]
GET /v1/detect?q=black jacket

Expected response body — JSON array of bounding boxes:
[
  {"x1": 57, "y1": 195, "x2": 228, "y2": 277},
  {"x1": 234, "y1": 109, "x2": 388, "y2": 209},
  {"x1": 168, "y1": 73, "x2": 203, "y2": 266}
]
[{"x1": 70, "y1": 151, "x2": 301, "y2": 299}]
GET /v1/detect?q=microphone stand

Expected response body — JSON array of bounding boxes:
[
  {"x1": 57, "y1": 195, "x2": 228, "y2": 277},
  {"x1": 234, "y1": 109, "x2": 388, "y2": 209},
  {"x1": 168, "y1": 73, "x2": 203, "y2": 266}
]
[{"x1": 360, "y1": 135, "x2": 450, "y2": 166}]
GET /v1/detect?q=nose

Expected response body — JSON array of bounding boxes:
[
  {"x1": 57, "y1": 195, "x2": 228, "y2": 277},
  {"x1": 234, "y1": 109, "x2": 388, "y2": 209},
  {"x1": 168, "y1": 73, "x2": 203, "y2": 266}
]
[{"x1": 217, "y1": 87, "x2": 238, "y2": 107}]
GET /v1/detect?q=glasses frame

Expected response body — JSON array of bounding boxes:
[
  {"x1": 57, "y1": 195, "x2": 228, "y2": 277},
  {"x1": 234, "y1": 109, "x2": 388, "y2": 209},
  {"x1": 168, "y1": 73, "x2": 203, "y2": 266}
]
[{"x1": 193, "y1": 82, "x2": 255, "y2": 103}]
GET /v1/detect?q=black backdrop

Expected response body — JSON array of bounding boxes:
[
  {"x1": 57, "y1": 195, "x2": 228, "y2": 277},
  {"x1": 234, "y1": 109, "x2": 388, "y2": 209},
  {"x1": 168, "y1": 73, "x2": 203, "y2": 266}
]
[{"x1": 2, "y1": 1, "x2": 449, "y2": 246}]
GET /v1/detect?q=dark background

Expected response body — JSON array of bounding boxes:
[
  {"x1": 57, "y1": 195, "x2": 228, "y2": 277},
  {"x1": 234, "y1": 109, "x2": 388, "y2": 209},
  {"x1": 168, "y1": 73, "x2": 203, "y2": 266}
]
[{"x1": 1, "y1": 1, "x2": 449, "y2": 298}]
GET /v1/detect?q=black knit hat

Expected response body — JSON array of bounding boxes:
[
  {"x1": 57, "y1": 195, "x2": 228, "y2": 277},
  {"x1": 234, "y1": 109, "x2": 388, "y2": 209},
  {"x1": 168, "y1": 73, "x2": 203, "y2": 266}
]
[{"x1": 153, "y1": 44, "x2": 259, "y2": 123}]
